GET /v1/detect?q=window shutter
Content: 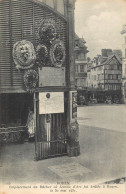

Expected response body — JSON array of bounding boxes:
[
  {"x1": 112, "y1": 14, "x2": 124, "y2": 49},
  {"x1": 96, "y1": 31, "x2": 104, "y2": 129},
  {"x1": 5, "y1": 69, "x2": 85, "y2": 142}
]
[
  {"x1": 11, "y1": 0, "x2": 23, "y2": 87},
  {"x1": 0, "y1": 0, "x2": 67, "y2": 92},
  {"x1": 0, "y1": 0, "x2": 12, "y2": 88}
]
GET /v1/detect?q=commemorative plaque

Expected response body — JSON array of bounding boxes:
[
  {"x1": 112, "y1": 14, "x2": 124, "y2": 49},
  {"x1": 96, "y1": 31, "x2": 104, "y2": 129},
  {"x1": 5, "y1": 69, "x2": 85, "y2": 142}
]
[
  {"x1": 39, "y1": 92, "x2": 64, "y2": 114},
  {"x1": 39, "y1": 67, "x2": 65, "y2": 87}
]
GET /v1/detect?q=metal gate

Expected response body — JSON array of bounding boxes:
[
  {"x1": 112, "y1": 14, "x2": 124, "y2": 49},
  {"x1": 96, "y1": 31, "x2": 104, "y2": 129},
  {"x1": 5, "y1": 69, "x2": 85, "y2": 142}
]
[{"x1": 36, "y1": 113, "x2": 67, "y2": 159}]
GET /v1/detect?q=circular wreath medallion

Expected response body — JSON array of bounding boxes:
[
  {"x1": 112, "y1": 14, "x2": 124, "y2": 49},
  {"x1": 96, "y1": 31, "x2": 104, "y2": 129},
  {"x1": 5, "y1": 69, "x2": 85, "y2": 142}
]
[
  {"x1": 38, "y1": 19, "x2": 56, "y2": 43},
  {"x1": 13, "y1": 40, "x2": 36, "y2": 70},
  {"x1": 50, "y1": 39, "x2": 66, "y2": 68},
  {"x1": 24, "y1": 70, "x2": 38, "y2": 92},
  {"x1": 36, "y1": 44, "x2": 48, "y2": 67}
]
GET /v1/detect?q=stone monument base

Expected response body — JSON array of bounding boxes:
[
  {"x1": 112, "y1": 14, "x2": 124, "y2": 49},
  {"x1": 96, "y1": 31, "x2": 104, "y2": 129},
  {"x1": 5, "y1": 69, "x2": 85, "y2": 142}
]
[{"x1": 67, "y1": 144, "x2": 80, "y2": 157}]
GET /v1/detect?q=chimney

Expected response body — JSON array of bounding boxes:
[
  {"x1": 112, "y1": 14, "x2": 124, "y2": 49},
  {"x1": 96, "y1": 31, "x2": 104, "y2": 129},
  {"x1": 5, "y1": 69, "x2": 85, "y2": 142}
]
[{"x1": 101, "y1": 49, "x2": 112, "y2": 57}]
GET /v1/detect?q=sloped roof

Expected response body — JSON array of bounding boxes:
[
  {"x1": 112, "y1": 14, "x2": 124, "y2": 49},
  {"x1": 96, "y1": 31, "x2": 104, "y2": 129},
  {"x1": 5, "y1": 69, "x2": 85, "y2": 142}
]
[
  {"x1": 102, "y1": 54, "x2": 122, "y2": 65},
  {"x1": 75, "y1": 33, "x2": 89, "y2": 53},
  {"x1": 99, "y1": 56, "x2": 108, "y2": 64},
  {"x1": 75, "y1": 34, "x2": 86, "y2": 46},
  {"x1": 89, "y1": 53, "x2": 122, "y2": 70},
  {"x1": 75, "y1": 33, "x2": 86, "y2": 43}
]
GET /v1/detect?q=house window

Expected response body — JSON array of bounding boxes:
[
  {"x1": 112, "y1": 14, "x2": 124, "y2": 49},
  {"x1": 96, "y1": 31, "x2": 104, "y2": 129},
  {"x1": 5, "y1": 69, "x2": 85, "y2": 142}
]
[
  {"x1": 105, "y1": 74, "x2": 108, "y2": 79},
  {"x1": 80, "y1": 65, "x2": 84, "y2": 72},
  {"x1": 113, "y1": 74, "x2": 116, "y2": 80},
  {"x1": 118, "y1": 75, "x2": 121, "y2": 80},
  {"x1": 102, "y1": 84, "x2": 104, "y2": 89},
  {"x1": 76, "y1": 65, "x2": 78, "y2": 72},
  {"x1": 105, "y1": 84, "x2": 108, "y2": 90},
  {"x1": 110, "y1": 64, "x2": 114, "y2": 70},
  {"x1": 114, "y1": 65, "x2": 117, "y2": 70},
  {"x1": 106, "y1": 65, "x2": 109, "y2": 69},
  {"x1": 108, "y1": 74, "x2": 113, "y2": 79},
  {"x1": 110, "y1": 84, "x2": 113, "y2": 90},
  {"x1": 116, "y1": 74, "x2": 118, "y2": 79},
  {"x1": 125, "y1": 64, "x2": 126, "y2": 74},
  {"x1": 75, "y1": 54, "x2": 78, "y2": 60},
  {"x1": 117, "y1": 65, "x2": 121, "y2": 70}
]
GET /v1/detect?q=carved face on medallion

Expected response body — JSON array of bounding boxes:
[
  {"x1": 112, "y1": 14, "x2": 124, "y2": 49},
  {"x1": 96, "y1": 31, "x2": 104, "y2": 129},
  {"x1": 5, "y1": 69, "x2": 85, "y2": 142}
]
[{"x1": 13, "y1": 40, "x2": 36, "y2": 69}]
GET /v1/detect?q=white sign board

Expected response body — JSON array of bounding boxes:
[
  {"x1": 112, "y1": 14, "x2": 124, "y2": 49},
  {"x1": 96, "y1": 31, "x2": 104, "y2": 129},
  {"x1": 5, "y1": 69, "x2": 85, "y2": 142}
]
[{"x1": 39, "y1": 92, "x2": 64, "y2": 114}]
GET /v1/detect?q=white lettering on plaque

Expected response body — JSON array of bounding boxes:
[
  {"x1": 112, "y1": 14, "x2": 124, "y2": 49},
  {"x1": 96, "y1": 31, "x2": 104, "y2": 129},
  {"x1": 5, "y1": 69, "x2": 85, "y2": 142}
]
[{"x1": 39, "y1": 92, "x2": 64, "y2": 114}]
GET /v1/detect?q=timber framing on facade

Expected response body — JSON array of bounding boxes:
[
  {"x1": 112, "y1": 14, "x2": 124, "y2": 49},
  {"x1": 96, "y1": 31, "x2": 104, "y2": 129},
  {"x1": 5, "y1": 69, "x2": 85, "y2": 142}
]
[{"x1": 87, "y1": 51, "x2": 122, "y2": 103}]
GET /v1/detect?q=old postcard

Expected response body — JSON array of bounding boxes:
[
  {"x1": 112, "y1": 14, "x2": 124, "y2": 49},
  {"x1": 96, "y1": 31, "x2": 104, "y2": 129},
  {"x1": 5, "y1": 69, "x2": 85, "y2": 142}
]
[{"x1": 0, "y1": 0, "x2": 126, "y2": 194}]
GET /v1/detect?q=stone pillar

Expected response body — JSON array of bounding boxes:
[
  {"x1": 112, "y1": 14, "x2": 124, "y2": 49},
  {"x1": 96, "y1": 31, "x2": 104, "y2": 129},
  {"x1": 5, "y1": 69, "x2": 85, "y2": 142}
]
[
  {"x1": 67, "y1": 0, "x2": 76, "y2": 89},
  {"x1": 67, "y1": 0, "x2": 80, "y2": 157},
  {"x1": 67, "y1": 91, "x2": 80, "y2": 156}
]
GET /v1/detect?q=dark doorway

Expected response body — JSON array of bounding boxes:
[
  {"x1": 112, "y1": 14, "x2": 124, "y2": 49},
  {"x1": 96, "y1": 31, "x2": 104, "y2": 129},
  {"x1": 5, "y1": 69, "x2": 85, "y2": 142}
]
[{"x1": 0, "y1": 93, "x2": 33, "y2": 144}]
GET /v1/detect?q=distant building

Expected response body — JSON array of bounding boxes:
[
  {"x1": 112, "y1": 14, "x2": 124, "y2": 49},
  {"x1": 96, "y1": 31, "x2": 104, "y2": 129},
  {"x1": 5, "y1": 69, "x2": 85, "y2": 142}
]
[
  {"x1": 121, "y1": 24, "x2": 126, "y2": 103},
  {"x1": 87, "y1": 49, "x2": 122, "y2": 103},
  {"x1": 74, "y1": 34, "x2": 89, "y2": 104}
]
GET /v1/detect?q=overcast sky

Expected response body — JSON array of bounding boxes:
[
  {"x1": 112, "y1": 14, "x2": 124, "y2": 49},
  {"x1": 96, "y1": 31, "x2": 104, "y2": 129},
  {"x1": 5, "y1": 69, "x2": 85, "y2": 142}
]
[{"x1": 75, "y1": 0, "x2": 126, "y2": 58}]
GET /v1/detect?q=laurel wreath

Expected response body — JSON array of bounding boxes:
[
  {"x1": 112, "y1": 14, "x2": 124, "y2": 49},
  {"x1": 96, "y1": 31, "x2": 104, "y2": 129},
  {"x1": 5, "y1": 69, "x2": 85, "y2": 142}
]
[
  {"x1": 24, "y1": 70, "x2": 38, "y2": 92},
  {"x1": 36, "y1": 44, "x2": 48, "y2": 68},
  {"x1": 38, "y1": 19, "x2": 56, "y2": 44},
  {"x1": 50, "y1": 39, "x2": 65, "y2": 68}
]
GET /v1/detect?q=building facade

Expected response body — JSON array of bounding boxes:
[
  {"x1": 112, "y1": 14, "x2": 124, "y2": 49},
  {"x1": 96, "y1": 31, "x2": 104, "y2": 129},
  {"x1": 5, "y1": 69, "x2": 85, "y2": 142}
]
[
  {"x1": 87, "y1": 50, "x2": 122, "y2": 103},
  {"x1": 0, "y1": 0, "x2": 80, "y2": 159},
  {"x1": 121, "y1": 24, "x2": 126, "y2": 103},
  {"x1": 75, "y1": 35, "x2": 89, "y2": 104}
]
